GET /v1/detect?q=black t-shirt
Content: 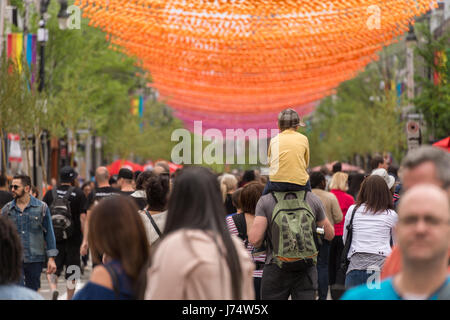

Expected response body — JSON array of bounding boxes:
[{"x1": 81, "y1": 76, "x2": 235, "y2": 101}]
[
  {"x1": 43, "y1": 185, "x2": 88, "y2": 243},
  {"x1": 87, "y1": 186, "x2": 121, "y2": 209},
  {"x1": 119, "y1": 190, "x2": 135, "y2": 196},
  {"x1": 0, "y1": 190, "x2": 13, "y2": 210}
]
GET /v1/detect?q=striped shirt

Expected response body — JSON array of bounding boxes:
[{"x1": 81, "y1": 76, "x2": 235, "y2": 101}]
[{"x1": 225, "y1": 215, "x2": 265, "y2": 278}]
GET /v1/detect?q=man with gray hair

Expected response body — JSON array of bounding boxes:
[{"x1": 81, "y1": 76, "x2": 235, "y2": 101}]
[{"x1": 401, "y1": 145, "x2": 450, "y2": 192}]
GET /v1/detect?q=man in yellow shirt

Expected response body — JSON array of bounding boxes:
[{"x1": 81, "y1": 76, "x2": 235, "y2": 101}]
[{"x1": 263, "y1": 108, "x2": 311, "y2": 195}]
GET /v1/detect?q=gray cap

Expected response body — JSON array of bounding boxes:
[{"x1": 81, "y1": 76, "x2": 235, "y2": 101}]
[{"x1": 278, "y1": 108, "x2": 306, "y2": 130}]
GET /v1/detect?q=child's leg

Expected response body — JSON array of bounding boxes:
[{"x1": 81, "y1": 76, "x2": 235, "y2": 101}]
[{"x1": 263, "y1": 179, "x2": 310, "y2": 195}]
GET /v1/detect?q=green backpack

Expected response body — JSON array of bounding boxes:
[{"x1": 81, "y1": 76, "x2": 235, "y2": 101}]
[{"x1": 270, "y1": 190, "x2": 318, "y2": 271}]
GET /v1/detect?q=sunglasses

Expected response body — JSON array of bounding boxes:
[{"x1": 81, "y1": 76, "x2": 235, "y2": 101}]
[{"x1": 10, "y1": 185, "x2": 22, "y2": 190}]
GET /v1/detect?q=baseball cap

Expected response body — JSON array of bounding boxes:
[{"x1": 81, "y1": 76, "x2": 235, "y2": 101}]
[
  {"x1": 60, "y1": 166, "x2": 78, "y2": 183},
  {"x1": 118, "y1": 168, "x2": 133, "y2": 180},
  {"x1": 278, "y1": 108, "x2": 306, "y2": 130}
]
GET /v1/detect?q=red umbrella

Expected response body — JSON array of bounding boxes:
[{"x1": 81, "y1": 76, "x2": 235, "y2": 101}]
[
  {"x1": 432, "y1": 137, "x2": 450, "y2": 152},
  {"x1": 107, "y1": 159, "x2": 144, "y2": 175},
  {"x1": 168, "y1": 162, "x2": 183, "y2": 174}
]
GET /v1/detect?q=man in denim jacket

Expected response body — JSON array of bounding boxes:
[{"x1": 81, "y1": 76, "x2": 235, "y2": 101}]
[{"x1": 1, "y1": 175, "x2": 57, "y2": 291}]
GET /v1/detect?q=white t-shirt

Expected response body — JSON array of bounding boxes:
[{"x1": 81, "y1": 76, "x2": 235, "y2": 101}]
[{"x1": 139, "y1": 210, "x2": 168, "y2": 246}]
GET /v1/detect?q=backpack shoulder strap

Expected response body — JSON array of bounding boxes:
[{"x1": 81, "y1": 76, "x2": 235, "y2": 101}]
[
  {"x1": 271, "y1": 191, "x2": 283, "y2": 203},
  {"x1": 63, "y1": 186, "x2": 75, "y2": 201},
  {"x1": 104, "y1": 264, "x2": 120, "y2": 299},
  {"x1": 144, "y1": 209, "x2": 162, "y2": 238},
  {"x1": 292, "y1": 190, "x2": 307, "y2": 201},
  {"x1": 5, "y1": 200, "x2": 14, "y2": 212},
  {"x1": 51, "y1": 188, "x2": 58, "y2": 204},
  {"x1": 40, "y1": 202, "x2": 47, "y2": 232},
  {"x1": 232, "y1": 213, "x2": 247, "y2": 242}
]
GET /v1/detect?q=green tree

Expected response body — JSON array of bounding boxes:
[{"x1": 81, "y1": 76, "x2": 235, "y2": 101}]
[
  {"x1": 308, "y1": 57, "x2": 406, "y2": 168},
  {"x1": 414, "y1": 23, "x2": 450, "y2": 140}
]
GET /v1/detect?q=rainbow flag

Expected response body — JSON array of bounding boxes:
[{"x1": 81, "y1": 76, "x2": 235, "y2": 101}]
[
  {"x1": 7, "y1": 33, "x2": 37, "y2": 85},
  {"x1": 130, "y1": 95, "x2": 144, "y2": 117}
]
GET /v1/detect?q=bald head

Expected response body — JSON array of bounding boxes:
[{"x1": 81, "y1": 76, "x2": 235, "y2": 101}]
[
  {"x1": 95, "y1": 167, "x2": 110, "y2": 185},
  {"x1": 396, "y1": 184, "x2": 449, "y2": 265},
  {"x1": 398, "y1": 184, "x2": 449, "y2": 216}
]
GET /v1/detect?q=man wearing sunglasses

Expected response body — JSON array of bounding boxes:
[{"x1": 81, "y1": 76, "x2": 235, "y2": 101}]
[{"x1": 1, "y1": 175, "x2": 58, "y2": 292}]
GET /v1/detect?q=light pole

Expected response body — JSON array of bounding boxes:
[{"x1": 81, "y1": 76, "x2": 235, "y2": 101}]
[
  {"x1": 405, "y1": 25, "x2": 421, "y2": 152},
  {"x1": 406, "y1": 25, "x2": 417, "y2": 103},
  {"x1": 37, "y1": 0, "x2": 69, "y2": 185}
]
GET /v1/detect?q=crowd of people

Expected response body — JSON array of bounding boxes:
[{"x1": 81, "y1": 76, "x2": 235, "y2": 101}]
[{"x1": 0, "y1": 109, "x2": 449, "y2": 300}]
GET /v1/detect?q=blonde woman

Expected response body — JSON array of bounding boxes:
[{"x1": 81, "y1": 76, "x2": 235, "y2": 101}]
[
  {"x1": 220, "y1": 174, "x2": 238, "y2": 215},
  {"x1": 328, "y1": 172, "x2": 355, "y2": 295}
]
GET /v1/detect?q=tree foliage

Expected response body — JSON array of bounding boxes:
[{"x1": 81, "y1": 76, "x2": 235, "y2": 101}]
[
  {"x1": 414, "y1": 23, "x2": 450, "y2": 140},
  {"x1": 307, "y1": 47, "x2": 407, "y2": 168}
]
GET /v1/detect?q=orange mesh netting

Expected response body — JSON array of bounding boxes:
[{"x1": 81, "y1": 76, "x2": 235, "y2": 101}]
[{"x1": 75, "y1": 0, "x2": 436, "y2": 132}]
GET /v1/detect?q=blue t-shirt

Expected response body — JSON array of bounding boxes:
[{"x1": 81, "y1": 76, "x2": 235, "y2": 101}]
[
  {"x1": 341, "y1": 276, "x2": 450, "y2": 300},
  {"x1": 0, "y1": 284, "x2": 44, "y2": 300}
]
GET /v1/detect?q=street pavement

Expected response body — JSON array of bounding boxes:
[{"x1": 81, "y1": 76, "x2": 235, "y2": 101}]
[
  {"x1": 37, "y1": 262, "x2": 332, "y2": 300},
  {"x1": 38, "y1": 263, "x2": 91, "y2": 300}
]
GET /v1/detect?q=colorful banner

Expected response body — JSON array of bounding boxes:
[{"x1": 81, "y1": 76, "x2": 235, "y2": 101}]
[
  {"x1": 130, "y1": 96, "x2": 144, "y2": 117},
  {"x1": 6, "y1": 33, "x2": 37, "y2": 86}
]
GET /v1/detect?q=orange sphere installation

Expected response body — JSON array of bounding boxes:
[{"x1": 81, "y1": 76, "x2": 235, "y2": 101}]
[{"x1": 75, "y1": 0, "x2": 437, "y2": 133}]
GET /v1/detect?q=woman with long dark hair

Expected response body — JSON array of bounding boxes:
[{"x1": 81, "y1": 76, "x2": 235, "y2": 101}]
[
  {"x1": 73, "y1": 196, "x2": 150, "y2": 300},
  {"x1": 343, "y1": 175, "x2": 397, "y2": 289},
  {"x1": 144, "y1": 166, "x2": 254, "y2": 299}
]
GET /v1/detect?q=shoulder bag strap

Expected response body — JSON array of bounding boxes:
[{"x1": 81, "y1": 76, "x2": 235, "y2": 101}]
[
  {"x1": 340, "y1": 205, "x2": 358, "y2": 266},
  {"x1": 144, "y1": 209, "x2": 162, "y2": 238}
]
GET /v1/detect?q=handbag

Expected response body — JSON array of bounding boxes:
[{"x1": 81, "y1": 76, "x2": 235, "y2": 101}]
[{"x1": 330, "y1": 205, "x2": 358, "y2": 300}]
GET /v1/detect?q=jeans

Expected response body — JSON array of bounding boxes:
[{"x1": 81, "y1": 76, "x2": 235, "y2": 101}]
[
  {"x1": 262, "y1": 180, "x2": 312, "y2": 195},
  {"x1": 261, "y1": 263, "x2": 317, "y2": 300},
  {"x1": 345, "y1": 269, "x2": 376, "y2": 289},
  {"x1": 316, "y1": 240, "x2": 331, "y2": 300},
  {"x1": 20, "y1": 262, "x2": 44, "y2": 291}
]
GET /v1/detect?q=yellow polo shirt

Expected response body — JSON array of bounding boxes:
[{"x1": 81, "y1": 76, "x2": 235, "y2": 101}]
[{"x1": 268, "y1": 129, "x2": 309, "y2": 185}]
